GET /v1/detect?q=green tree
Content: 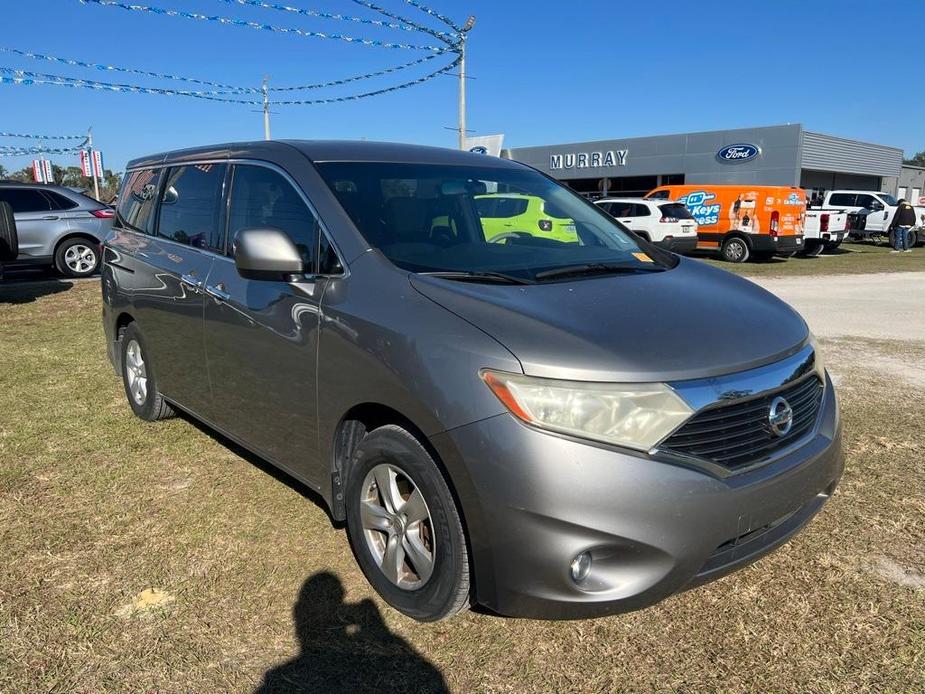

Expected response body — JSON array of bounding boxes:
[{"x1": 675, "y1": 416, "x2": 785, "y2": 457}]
[{"x1": 903, "y1": 150, "x2": 925, "y2": 167}]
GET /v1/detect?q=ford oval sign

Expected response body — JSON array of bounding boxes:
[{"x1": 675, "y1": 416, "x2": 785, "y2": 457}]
[
  {"x1": 717, "y1": 143, "x2": 761, "y2": 164},
  {"x1": 469, "y1": 146, "x2": 488, "y2": 155}
]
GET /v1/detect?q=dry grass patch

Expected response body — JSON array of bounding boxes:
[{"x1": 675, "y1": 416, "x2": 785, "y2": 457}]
[{"x1": 1, "y1": 281, "x2": 922, "y2": 693}]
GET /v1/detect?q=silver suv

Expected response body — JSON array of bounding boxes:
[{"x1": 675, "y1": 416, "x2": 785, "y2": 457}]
[{"x1": 0, "y1": 182, "x2": 113, "y2": 277}]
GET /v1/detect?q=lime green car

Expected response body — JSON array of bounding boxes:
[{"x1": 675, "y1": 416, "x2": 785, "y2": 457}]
[{"x1": 475, "y1": 193, "x2": 578, "y2": 243}]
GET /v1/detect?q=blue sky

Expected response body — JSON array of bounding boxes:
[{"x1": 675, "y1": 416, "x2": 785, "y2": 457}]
[{"x1": 1, "y1": 0, "x2": 922, "y2": 173}]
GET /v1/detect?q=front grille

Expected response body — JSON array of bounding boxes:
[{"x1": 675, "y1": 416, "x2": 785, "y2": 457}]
[{"x1": 660, "y1": 375, "x2": 824, "y2": 470}]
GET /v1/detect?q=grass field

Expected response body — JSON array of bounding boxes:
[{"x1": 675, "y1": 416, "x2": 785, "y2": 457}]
[
  {"x1": 699, "y1": 240, "x2": 925, "y2": 277},
  {"x1": 1, "y1": 281, "x2": 923, "y2": 693}
]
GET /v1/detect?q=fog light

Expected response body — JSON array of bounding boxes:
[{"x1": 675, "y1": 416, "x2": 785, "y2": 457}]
[{"x1": 570, "y1": 552, "x2": 592, "y2": 583}]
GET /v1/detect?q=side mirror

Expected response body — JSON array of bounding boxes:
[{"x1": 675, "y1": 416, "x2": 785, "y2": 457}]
[
  {"x1": 233, "y1": 227, "x2": 305, "y2": 281},
  {"x1": 0, "y1": 200, "x2": 19, "y2": 262},
  {"x1": 870, "y1": 201, "x2": 884, "y2": 212}
]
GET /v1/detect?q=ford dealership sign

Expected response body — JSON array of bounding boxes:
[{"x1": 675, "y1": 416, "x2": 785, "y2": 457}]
[{"x1": 716, "y1": 143, "x2": 761, "y2": 164}]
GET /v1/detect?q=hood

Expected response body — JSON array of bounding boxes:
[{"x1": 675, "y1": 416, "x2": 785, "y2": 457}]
[{"x1": 410, "y1": 258, "x2": 809, "y2": 383}]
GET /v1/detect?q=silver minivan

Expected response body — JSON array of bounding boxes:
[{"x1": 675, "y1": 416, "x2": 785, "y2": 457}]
[{"x1": 101, "y1": 141, "x2": 843, "y2": 621}]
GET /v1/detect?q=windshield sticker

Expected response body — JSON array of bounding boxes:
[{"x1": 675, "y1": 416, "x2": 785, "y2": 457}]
[{"x1": 632, "y1": 252, "x2": 654, "y2": 263}]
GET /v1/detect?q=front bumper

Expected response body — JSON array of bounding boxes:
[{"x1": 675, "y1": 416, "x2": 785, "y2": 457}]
[
  {"x1": 656, "y1": 236, "x2": 698, "y2": 254},
  {"x1": 430, "y1": 371, "x2": 842, "y2": 619}
]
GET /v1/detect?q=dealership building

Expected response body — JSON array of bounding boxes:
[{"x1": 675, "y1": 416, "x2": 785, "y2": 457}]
[{"x1": 504, "y1": 124, "x2": 905, "y2": 200}]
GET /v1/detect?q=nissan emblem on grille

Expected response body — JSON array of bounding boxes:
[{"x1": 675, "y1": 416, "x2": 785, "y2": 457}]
[{"x1": 768, "y1": 396, "x2": 794, "y2": 437}]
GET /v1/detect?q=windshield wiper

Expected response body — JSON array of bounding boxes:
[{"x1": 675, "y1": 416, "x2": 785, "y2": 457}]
[
  {"x1": 534, "y1": 262, "x2": 665, "y2": 281},
  {"x1": 420, "y1": 270, "x2": 535, "y2": 285}
]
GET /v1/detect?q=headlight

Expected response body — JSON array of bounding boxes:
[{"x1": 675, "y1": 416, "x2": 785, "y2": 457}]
[{"x1": 481, "y1": 370, "x2": 693, "y2": 451}]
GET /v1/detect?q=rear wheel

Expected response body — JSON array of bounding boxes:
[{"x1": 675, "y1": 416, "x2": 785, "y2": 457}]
[
  {"x1": 346, "y1": 425, "x2": 470, "y2": 622},
  {"x1": 801, "y1": 240, "x2": 824, "y2": 257},
  {"x1": 721, "y1": 236, "x2": 750, "y2": 263},
  {"x1": 55, "y1": 237, "x2": 100, "y2": 278},
  {"x1": 120, "y1": 323, "x2": 174, "y2": 421}
]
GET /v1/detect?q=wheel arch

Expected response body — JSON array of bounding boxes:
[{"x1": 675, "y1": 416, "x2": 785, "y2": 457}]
[
  {"x1": 331, "y1": 401, "x2": 485, "y2": 607},
  {"x1": 54, "y1": 231, "x2": 103, "y2": 256}
]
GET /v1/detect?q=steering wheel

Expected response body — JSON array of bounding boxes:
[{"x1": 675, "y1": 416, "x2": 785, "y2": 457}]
[{"x1": 488, "y1": 231, "x2": 532, "y2": 244}]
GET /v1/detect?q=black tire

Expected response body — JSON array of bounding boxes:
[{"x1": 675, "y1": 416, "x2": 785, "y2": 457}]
[
  {"x1": 55, "y1": 237, "x2": 100, "y2": 278},
  {"x1": 0, "y1": 201, "x2": 18, "y2": 261},
  {"x1": 721, "y1": 236, "x2": 750, "y2": 263},
  {"x1": 345, "y1": 425, "x2": 470, "y2": 622},
  {"x1": 120, "y1": 323, "x2": 175, "y2": 421},
  {"x1": 801, "y1": 240, "x2": 824, "y2": 257},
  {"x1": 822, "y1": 240, "x2": 842, "y2": 251}
]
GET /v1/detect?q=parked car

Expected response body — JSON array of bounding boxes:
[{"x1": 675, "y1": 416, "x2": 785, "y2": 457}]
[
  {"x1": 475, "y1": 192, "x2": 577, "y2": 243},
  {"x1": 800, "y1": 209, "x2": 849, "y2": 257},
  {"x1": 594, "y1": 197, "x2": 698, "y2": 253},
  {"x1": 102, "y1": 141, "x2": 843, "y2": 621},
  {"x1": 646, "y1": 185, "x2": 806, "y2": 262},
  {"x1": 820, "y1": 190, "x2": 925, "y2": 247},
  {"x1": 0, "y1": 182, "x2": 114, "y2": 277}
]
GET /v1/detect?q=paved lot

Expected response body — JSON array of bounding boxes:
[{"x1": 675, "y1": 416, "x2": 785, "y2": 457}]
[{"x1": 752, "y1": 271, "x2": 925, "y2": 342}]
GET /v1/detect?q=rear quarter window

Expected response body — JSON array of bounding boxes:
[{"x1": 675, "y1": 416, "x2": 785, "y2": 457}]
[
  {"x1": 117, "y1": 169, "x2": 162, "y2": 233},
  {"x1": 659, "y1": 203, "x2": 693, "y2": 220}
]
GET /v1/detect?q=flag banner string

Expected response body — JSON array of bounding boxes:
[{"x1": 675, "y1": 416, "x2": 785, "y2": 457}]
[
  {"x1": 0, "y1": 130, "x2": 86, "y2": 140},
  {"x1": 213, "y1": 0, "x2": 457, "y2": 43},
  {"x1": 0, "y1": 46, "x2": 261, "y2": 93},
  {"x1": 347, "y1": 0, "x2": 454, "y2": 44},
  {"x1": 0, "y1": 46, "x2": 445, "y2": 95},
  {"x1": 0, "y1": 51, "x2": 459, "y2": 105},
  {"x1": 1, "y1": 2, "x2": 464, "y2": 108},
  {"x1": 77, "y1": 0, "x2": 457, "y2": 52},
  {"x1": 0, "y1": 144, "x2": 87, "y2": 157}
]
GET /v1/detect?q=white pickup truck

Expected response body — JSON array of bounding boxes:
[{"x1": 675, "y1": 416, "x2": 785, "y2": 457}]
[
  {"x1": 801, "y1": 209, "x2": 849, "y2": 256},
  {"x1": 820, "y1": 190, "x2": 925, "y2": 247}
]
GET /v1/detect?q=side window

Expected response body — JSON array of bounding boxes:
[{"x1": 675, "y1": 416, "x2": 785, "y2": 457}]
[
  {"x1": 0, "y1": 188, "x2": 53, "y2": 213},
  {"x1": 827, "y1": 193, "x2": 856, "y2": 207},
  {"x1": 647, "y1": 189, "x2": 670, "y2": 200},
  {"x1": 633, "y1": 204, "x2": 652, "y2": 217},
  {"x1": 228, "y1": 165, "x2": 318, "y2": 268},
  {"x1": 157, "y1": 164, "x2": 227, "y2": 251},
  {"x1": 855, "y1": 194, "x2": 876, "y2": 209},
  {"x1": 42, "y1": 191, "x2": 79, "y2": 211},
  {"x1": 116, "y1": 169, "x2": 162, "y2": 233}
]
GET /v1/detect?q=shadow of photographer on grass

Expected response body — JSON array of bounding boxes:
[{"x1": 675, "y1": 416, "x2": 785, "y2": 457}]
[{"x1": 256, "y1": 572, "x2": 448, "y2": 694}]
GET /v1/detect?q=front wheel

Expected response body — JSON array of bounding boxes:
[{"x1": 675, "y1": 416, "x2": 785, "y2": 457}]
[
  {"x1": 346, "y1": 425, "x2": 470, "y2": 622},
  {"x1": 55, "y1": 238, "x2": 100, "y2": 277},
  {"x1": 721, "y1": 236, "x2": 750, "y2": 263}
]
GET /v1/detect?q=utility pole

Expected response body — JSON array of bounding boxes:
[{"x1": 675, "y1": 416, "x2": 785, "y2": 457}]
[
  {"x1": 262, "y1": 76, "x2": 271, "y2": 141},
  {"x1": 457, "y1": 16, "x2": 476, "y2": 150},
  {"x1": 87, "y1": 126, "x2": 101, "y2": 201}
]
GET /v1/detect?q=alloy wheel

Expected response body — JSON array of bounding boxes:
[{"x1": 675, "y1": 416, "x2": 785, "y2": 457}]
[
  {"x1": 64, "y1": 244, "x2": 97, "y2": 274},
  {"x1": 360, "y1": 463, "x2": 435, "y2": 590},
  {"x1": 125, "y1": 339, "x2": 148, "y2": 405}
]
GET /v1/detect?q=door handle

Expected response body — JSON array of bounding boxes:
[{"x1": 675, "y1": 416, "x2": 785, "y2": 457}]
[
  {"x1": 180, "y1": 273, "x2": 203, "y2": 292},
  {"x1": 205, "y1": 283, "x2": 231, "y2": 302},
  {"x1": 41, "y1": 215, "x2": 60, "y2": 220}
]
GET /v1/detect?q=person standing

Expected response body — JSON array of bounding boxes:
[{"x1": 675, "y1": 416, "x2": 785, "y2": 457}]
[{"x1": 889, "y1": 198, "x2": 917, "y2": 253}]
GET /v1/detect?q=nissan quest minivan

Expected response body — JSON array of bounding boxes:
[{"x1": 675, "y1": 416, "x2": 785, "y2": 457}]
[{"x1": 101, "y1": 141, "x2": 843, "y2": 621}]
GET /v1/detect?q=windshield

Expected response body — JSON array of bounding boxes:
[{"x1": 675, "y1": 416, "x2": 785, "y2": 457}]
[
  {"x1": 878, "y1": 193, "x2": 898, "y2": 206},
  {"x1": 317, "y1": 162, "x2": 673, "y2": 281}
]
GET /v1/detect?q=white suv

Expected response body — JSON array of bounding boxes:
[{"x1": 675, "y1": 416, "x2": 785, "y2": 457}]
[{"x1": 595, "y1": 197, "x2": 698, "y2": 253}]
